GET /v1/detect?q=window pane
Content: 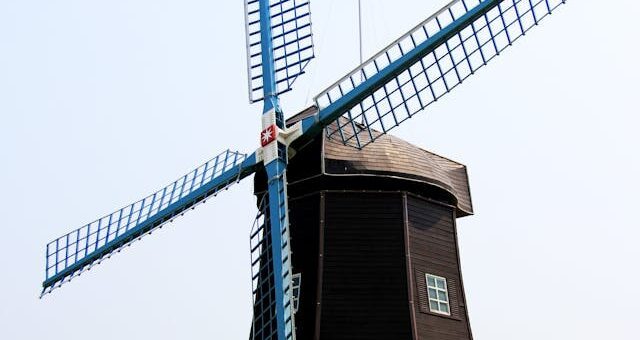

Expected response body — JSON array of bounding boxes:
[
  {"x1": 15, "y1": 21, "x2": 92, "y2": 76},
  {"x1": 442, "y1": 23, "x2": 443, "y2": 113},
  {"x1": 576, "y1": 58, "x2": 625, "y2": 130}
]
[
  {"x1": 429, "y1": 300, "x2": 439, "y2": 311},
  {"x1": 428, "y1": 288, "x2": 438, "y2": 299},
  {"x1": 438, "y1": 290, "x2": 448, "y2": 302},
  {"x1": 436, "y1": 278, "x2": 446, "y2": 289},
  {"x1": 427, "y1": 276, "x2": 436, "y2": 287},
  {"x1": 440, "y1": 302, "x2": 450, "y2": 314}
]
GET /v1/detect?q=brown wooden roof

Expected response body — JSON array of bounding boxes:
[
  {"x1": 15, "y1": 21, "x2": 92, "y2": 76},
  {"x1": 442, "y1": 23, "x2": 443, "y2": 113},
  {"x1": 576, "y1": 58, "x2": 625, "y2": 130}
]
[{"x1": 288, "y1": 106, "x2": 473, "y2": 217}]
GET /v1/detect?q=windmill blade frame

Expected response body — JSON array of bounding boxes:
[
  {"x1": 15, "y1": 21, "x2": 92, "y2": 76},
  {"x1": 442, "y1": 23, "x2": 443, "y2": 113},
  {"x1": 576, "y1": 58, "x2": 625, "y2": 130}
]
[
  {"x1": 42, "y1": 150, "x2": 258, "y2": 296},
  {"x1": 245, "y1": 0, "x2": 301, "y2": 337},
  {"x1": 250, "y1": 165, "x2": 296, "y2": 340},
  {"x1": 296, "y1": 0, "x2": 566, "y2": 149},
  {"x1": 245, "y1": 0, "x2": 315, "y2": 103}
]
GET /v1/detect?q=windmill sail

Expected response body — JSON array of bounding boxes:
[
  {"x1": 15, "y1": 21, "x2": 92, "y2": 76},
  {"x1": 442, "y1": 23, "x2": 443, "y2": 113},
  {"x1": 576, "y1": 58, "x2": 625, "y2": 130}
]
[
  {"x1": 245, "y1": 0, "x2": 315, "y2": 103},
  {"x1": 250, "y1": 192, "x2": 295, "y2": 340},
  {"x1": 310, "y1": 0, "x2": 565, "y2": 149},
  {"x1": 42, "y1": 150, "x2": 258, "y2": 296}
]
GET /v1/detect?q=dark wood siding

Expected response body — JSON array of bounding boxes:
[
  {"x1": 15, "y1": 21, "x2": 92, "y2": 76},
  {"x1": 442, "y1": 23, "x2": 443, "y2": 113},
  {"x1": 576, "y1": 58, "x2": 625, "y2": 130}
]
[
  {"x1": 257, "y1": 117, "x2": 475, "y2": 339},
  {"x1": 288, "y1": 193, "x2": 321, "y2": 340},
  {"x1": 407, "y1": 194, "x2": 473, "y2": 340},
  {"x1": 319, "y1": 192, "x2": 412, "y2": 340},
  {"x1": 288, "y1": 136, "x2": 323, "y2": 185}
]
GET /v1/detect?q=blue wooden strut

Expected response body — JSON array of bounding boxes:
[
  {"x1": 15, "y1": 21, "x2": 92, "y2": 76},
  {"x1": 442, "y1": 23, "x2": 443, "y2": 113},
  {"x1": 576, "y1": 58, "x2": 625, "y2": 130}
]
[{"x1": 258, "y1": 0, "x2": 294, "y2": 339}]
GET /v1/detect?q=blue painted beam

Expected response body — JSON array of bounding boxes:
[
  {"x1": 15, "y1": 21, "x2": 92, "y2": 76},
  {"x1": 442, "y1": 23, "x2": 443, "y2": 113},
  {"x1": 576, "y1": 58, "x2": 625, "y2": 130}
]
[
  {"x1": 256, "y1": 1, "x2": 292, "y2": 339},
  {"x1": 42, "y1": 152, "x2": 260, "y2": 290},
  {"x1": 264, "y1": 158, "x2": 292, "y2": 340},
  {"x1": 259, "y1": 0, "x2": 280, "y2": 114},
  {"x1": 298, "y1": 0, "x2": 501, "y2": 141}
]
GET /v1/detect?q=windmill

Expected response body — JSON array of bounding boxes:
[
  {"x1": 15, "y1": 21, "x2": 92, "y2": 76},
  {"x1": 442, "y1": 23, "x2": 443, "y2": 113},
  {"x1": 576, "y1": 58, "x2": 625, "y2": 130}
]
[{"x1": 40, "y1": 0, "x2": 567, "y2": 339}]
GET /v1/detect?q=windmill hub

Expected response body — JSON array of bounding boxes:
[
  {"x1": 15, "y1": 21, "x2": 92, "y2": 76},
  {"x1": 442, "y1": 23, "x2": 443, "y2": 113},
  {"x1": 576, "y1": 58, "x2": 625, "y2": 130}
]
[{"x1": 259, "y1": 108, "x2": 304, "y2": 164}]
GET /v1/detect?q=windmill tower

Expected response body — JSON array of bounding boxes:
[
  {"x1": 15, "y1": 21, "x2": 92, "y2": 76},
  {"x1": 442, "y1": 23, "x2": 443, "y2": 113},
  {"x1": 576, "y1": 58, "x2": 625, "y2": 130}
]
[
  {"x1": 255, "y1": 109, "x2": 475, "y2": 339},
  {"x1": 40, "y1": 1, "x2": 567, "y2": 339}
]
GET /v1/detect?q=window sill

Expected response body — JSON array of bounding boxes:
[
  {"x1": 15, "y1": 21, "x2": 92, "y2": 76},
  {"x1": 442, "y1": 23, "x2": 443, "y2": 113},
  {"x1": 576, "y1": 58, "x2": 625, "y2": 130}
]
[{"x1": 418, "y1": 309, "x2": 462, "y2": 321}]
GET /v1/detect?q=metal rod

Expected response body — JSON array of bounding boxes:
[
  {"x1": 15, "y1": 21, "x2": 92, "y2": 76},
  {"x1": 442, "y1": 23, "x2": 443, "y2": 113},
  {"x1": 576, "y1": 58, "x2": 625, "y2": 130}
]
[{"x1": 358, "y1": 0, "x2": 363, "y2": 68}]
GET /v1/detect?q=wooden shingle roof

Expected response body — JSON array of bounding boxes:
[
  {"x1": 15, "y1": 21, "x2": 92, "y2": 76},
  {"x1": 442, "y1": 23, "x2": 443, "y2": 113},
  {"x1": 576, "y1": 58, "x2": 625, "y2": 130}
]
[{"x1": 288, "y1": 106, "x2": 473, "y2": 217}]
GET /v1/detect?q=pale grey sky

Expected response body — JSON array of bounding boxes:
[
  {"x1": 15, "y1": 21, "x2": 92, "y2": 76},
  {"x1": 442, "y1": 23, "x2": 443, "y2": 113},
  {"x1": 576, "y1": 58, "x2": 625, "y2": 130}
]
[{"x1": 1, "y1": 1, "x2": 639, "y2": 339}]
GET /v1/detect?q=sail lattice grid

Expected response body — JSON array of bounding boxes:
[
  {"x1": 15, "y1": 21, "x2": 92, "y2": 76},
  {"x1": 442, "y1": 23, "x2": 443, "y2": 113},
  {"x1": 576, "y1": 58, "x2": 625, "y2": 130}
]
[
  {"x1": 250, "y1": 193, "x2": 295, "y2": 340},
  {"x1": 42, "y1": 150, "x2": 249, "y2": 295},
  {"x1": 245, "y1": 0, "x2": 315, "y2": 103},
  {"x1": 249, "y1": 199, "x2": 277, "y2": 339},
  {"x1": 315, "y1": 0, "x2": 565, "y2": 149}
]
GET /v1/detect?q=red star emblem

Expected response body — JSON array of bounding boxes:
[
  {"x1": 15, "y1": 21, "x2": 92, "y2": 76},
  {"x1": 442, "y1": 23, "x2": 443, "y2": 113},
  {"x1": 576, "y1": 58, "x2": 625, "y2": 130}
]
[{"x1": 260, "y1": 124, "x2": 277, "y2": 147}]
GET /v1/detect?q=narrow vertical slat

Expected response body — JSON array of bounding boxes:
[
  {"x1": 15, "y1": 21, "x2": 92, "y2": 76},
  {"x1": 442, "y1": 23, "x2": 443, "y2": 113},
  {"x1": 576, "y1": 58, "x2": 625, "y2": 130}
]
[
  {"x1": 84, "y1": 224, "x2": 91, "y2": 257},
  {"x1": 166, "y1": 181, "x2": 179, "y2": 207},
  {"x1": 146, "y1": 193, "x2": 158, "y2": 220},
  {"x1": 64, "y1": 234, "x2": 70, "y2": 269},
  {"x1": 157, "y1": 187, "x2": 168, "y2": 212},
  {"x1": 498, "y1": 2, "x2": 513, "y2": 45},
  {"x1": 74, "y1": 229, "x2": 81, "y2": 262},
  {"x1": 189, "y1": 169, "x2": 199, "y2": 194},
  {"x1": 176, "y1": 175, "x2": 188, "y2": 200},
  {"x1": 200, "y1": 162, "x2": 210, "y2": 186},
  {"x1": 135, "y1": 197, "x2": 147, "y2": 228},
  {"x1": 529, "y1": 0, "x2": 539, "y2": 24},
  {"x1": 114, "y1": 208, "x2": 124, "y2": 238},
  {"x1": 45, "y1": 243, "x2": 50, "y2": 279},
  {"x1": 105, "y1": 213, "x2": 114, "y2": 244},
  {"x1": 55, "y1": 239, "x2": 59, "y2": 275},
  {"x1": 124, "y1": 204, "x2": 135, "y2": 233},
  {"x1": 512, "y1": 0, "x2": 526, "y2": 35},
  {"x1": 94, "y1": 219, "x2": 102, "y2": 251}
]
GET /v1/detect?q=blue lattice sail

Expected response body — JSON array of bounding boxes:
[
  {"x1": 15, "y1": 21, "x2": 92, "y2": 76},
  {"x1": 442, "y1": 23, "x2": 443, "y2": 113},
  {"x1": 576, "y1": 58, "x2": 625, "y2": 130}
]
[
  {"x1": 249, "y1": 177, "x2": 295, "y2": 340},
  {"x1": 42, "y1": 150, "x2": 257, "y2": 296},
  {"x1": 314, "y1": 0, "x2": 566, "y2": 149},
  {"x1": 245, "y1": 0, "x2": 315, "y2": 103}
]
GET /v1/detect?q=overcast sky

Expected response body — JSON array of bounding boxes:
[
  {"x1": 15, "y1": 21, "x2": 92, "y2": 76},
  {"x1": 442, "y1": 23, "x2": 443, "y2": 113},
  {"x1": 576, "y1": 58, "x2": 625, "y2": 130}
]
[{"x1": 1, "y1": 1, "x2": 639, "y2": 339}]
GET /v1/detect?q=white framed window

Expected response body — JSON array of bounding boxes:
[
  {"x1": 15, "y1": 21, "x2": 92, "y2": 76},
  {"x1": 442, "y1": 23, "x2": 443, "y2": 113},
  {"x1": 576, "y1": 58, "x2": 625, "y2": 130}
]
[
  {"x1": 425, "y1": 273, "x2": 450, "y2": 316},
  {"x1": 292, "y1": 273, "x2": 301, "y2": 313}
]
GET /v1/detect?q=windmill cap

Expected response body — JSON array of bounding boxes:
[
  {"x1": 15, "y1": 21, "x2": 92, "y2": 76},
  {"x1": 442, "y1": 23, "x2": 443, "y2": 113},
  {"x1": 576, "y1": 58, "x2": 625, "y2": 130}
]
[{"x1": 282, "y1": 106, "x2": 473, "y2": 217}]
